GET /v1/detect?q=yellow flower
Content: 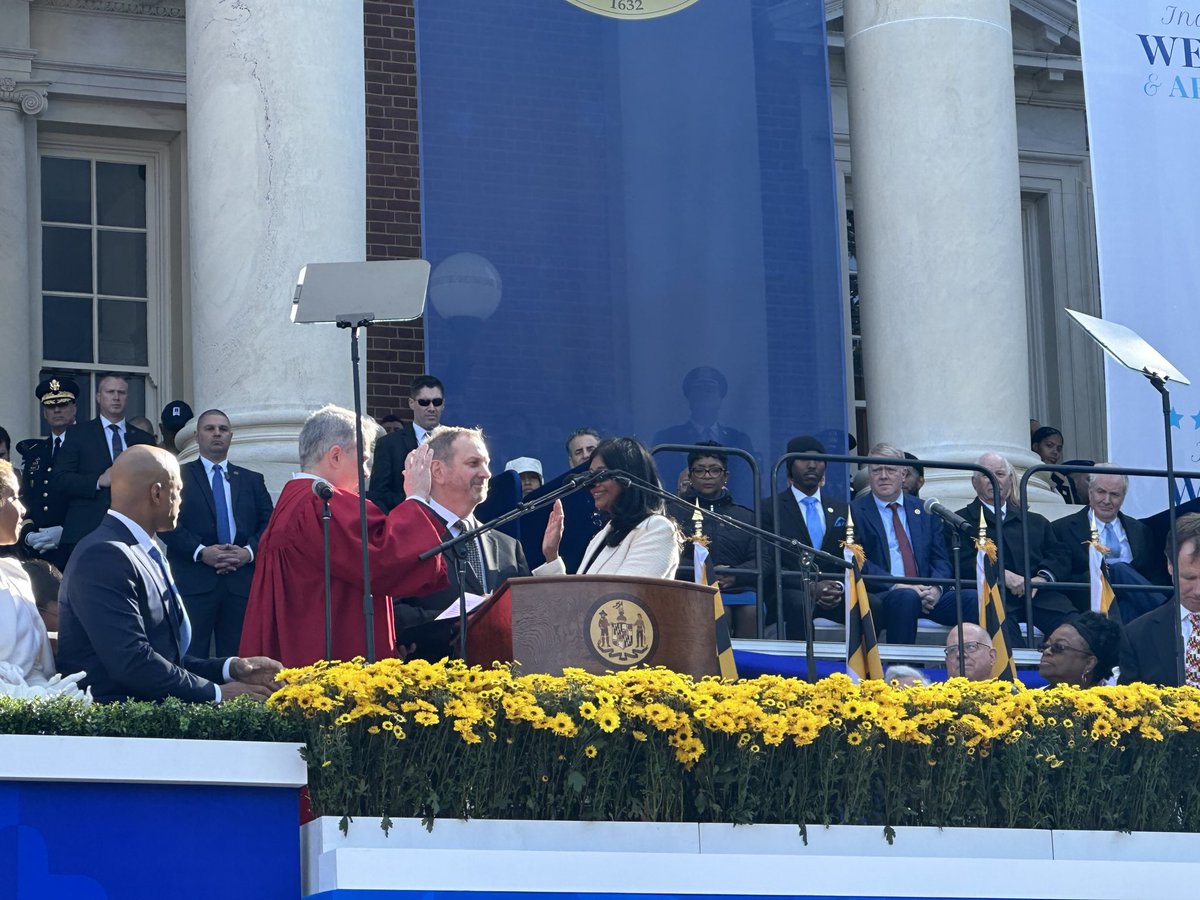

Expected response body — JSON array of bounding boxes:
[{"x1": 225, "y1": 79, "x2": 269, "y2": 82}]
[
  {"x1": 846, "y1": 732, "x2": 863, "y2": 746},
  {"x1": 584, "y1": 745, "x2": 598, "y2": 758},
  {"x1": 596, "y1": 706, "x2": 621, "y2": 733}
]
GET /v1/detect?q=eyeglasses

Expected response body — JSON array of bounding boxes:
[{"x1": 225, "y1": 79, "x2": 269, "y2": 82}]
[
  {"x1": 689, "y1": 466, "x2": 726, "y2": 477},
  {"x1": 1040, "y1": 641, "x2": 1093, "y2": 657},
  {"x1": 414, "y1": 397, "x2": 444, "y2": 407},
  {"x1": 944, "y1": 641, "x2": 988, "y2": 658}
]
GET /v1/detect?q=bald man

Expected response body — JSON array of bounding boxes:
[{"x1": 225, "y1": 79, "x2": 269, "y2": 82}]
[
  {"x1": 944, "y1": 622, "x2": 997, "y2": 681},
  {"x1": 57, "y1": 445, "x2": 281, "y2": 703}
]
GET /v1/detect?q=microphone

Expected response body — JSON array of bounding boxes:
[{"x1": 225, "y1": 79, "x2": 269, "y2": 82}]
[
  {"x1": 311, "y1": 479, "x2": 335, "y2": 501},
  {"x1": 923, "y1": 497, "x2": 973, "y2": 536}
]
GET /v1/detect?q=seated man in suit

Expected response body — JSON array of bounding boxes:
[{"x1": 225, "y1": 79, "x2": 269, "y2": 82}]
[
  {"x1": 56, "y1": 445, "x2": 281, "y2": 703},
  {"x1": 1051, "y1": 468, "x2": 1168, "y2": 624},
  {"x1": 850, "y1": 443, "x2": 968, "y2": 644},
  {"x1": 52, "y1": 374, "x2": 156, "y2": 561},
  {"x1": 395, "y1": 426, "x2": 530, "y2": 660},
  {"x1": 953, "y1": 452, "x2": 1076, "y2": 653},
  {"x1": 368, "y1": 374, "x2": 446, "y2": 512},
  {"x1": 762, "y1": 435, "x2": 849, "y2": 640},
  {"x1": 160, "y1": 409, "x2": 274, "y2": 656},
  {"x1": 1121, "y1": 512, "x2": 1200, "y2": 686}
]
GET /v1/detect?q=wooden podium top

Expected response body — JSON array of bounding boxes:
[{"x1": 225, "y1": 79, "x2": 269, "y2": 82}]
[{"x1": 468, "y1": 574, "x2": 720, "y2": 678}]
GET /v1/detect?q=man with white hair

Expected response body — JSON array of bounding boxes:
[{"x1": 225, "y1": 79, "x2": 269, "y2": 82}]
[
  {"x1": 952, "y1": 451, "x2": 1076, "y2": 653},
  {"x1": 239, "y1": 405, "x2": 448, "y2": 667},
  {"x1": 1050, "y1": 466, "x2": 1168, "y2": 622},
  {"x1": 944, "y1": 622, "x2": 996, "y2": 681}
]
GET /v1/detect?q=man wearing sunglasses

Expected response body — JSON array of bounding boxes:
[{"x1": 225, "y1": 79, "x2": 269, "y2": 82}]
[{"x1": 368, "y1": 374, "x2": 446, "y2": 512}]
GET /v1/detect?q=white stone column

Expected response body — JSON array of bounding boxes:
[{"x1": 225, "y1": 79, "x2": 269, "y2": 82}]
[
  {"x1": 844, "y1": 0, "x2": 1057, "y2": 509},
  {"x1": 185, "y1": 1, "x2": 366, "y2": 491},
  {"x1": 0, "y1": 77, "x2": 46, "y2": 437}
]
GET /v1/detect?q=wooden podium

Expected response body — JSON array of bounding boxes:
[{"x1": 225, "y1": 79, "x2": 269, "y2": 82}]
[{"x1": 466, "y1": 575, "x2": 720, "y2": 678}]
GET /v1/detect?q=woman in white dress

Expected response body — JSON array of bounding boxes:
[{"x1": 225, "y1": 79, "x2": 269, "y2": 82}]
[
  {"x1": 0, "y1": 458, "x2": 57, "y2": 687},
  {"x1": 538, "y1": 437, "x2": 680, "y2": 579}
]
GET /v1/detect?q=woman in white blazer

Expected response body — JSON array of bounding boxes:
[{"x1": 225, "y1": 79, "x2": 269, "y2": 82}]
[{"x1": 536, "y1": 437, "x2": 680, "y2": 580}]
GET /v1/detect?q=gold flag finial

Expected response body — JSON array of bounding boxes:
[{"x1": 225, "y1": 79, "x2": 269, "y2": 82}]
[
  {"x1": 1089, "y1": 508, "x2": 1099, "y2": 543},
  {"x1": 845, "y1": 506, "x2": 855, "y2": 543},
  {"x1": 977, "y1": 506, "x2": 987, "y2": 540},
  {"x1": 691, "y1": 498, "x2": 708, "y2": 546}
]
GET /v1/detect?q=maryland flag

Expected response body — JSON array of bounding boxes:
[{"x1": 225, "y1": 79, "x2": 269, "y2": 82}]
[
  {"x1": 1088, "y1": 513, "x2": 1120, "y2": 620},
  {"x1": 841, "y1": 517, "x2": 884, "y2": 681},
  {"x1": 693, "y1": 538, "x2": 738, "y2": 680},
  {"x1": 974, "y1": 514, "x2": 1018, "y2": 681}
]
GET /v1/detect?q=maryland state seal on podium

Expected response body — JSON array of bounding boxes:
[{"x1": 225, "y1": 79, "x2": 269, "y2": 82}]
[{"x1": 588, "y1": 595, "x2": 658, "y2": 667}]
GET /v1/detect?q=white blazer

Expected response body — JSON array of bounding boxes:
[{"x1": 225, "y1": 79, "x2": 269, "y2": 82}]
[{"x1": 534, "y1": 514, "x2": 680, "y2": 580}]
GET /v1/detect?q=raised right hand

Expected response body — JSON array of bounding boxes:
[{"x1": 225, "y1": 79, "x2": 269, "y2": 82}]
[{"x1": 542, "y1": 499, "x2": 564, "y2": 562}]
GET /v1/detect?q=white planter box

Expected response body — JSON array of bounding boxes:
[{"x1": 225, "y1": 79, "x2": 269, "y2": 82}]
[{"x1": 303, "y1": 816, "x2": 1200, "y2": 899}]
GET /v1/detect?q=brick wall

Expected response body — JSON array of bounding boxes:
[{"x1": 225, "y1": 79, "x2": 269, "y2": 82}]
[{"x1": 364, "y1": 0, "x2": 424, "y2": 420}]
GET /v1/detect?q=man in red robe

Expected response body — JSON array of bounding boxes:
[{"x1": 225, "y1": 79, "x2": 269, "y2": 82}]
[{"x1": 239, "y1": 405, "x2": 448, "y2": 667}]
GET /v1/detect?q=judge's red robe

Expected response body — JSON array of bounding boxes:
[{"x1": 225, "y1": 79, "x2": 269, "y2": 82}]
[{"x1": 239, "y1": 479, "x2": 448, "y2": 667}]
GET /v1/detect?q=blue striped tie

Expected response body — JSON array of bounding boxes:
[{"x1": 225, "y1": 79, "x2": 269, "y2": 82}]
[{"x1": 212, "y1": 464, "x2": 233, "y2": 544}]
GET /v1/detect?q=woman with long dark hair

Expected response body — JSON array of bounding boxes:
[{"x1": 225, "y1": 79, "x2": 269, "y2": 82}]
[{"x1": 537, "y1": 437, "x2": 680, "y2": 579}]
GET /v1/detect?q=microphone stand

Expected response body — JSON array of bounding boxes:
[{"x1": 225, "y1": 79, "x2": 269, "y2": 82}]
[
  {"x1": 947, "y1": 526, "x2": 965, "y2": 677},
  {"x1": 419, "y1": 468, "x2": 616, "y2": 661},
  {"x1": 616, "y1": 472, "x2": 851, "y2": 683},
  {"x1": 322, "y1": 494, "x2": 333, "y2": 661}
]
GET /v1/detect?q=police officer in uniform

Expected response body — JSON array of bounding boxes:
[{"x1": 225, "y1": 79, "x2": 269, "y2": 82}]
[{"x1": 17, "y1": 377, "x2": 79, "y2": 569}]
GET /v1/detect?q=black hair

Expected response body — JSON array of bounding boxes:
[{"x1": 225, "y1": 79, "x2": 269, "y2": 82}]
[
  {"x1": 410, "y1": 374, "x2": 444, "y2": 396},
  {"x1": 1071, "y1": 611, "x2": 1123, "y2": 685},
  {"x1": 593, "y1": 436, "x2": 672, "y2": 548},
  {"x1": 381, "y1": 414, "x2": 402, "y2": 424},
  {"x1": 0, "y1": 425, "x2": 9, "y2": 450},
  {"x1": 687, "y1": 440, "x2": 727, "y2": 470}
]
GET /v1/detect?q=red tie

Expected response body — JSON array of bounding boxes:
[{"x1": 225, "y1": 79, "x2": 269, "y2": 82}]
[{"x1": 888, "y1": 501, "x2": 918, "y2": 577}]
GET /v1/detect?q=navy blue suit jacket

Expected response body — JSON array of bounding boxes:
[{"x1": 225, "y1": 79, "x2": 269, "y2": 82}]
[
  {"x1": 53, "y1": 418, "x2": 156, "y2": 545},
  {"x1": 159, "y1": 459, "x2": 274, "y2": 597},
  {"x1": 849, "y1": 492, "x2": 951, "y2": 588},
  {"x1": 56, "y1": 515, "x2": 228, "y2": 702}
]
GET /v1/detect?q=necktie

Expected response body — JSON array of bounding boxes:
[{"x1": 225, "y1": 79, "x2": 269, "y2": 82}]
[
  {"x1": 802, "y1": 496, "x2": 825, "y2": 549},
  {"x1": 1101, "y1": 522, "x2": 1120, "y2": 562},
  {"x1": 109, "y1": 423, "x2": 123, "y2": 460},
  {"x1": 148, "y1": 545, "x2": 192, "y2": 656},
  {"x1": 454, "y1": 519, "x2": 486, "y2": 593},
  {"x1": 887, "y1": 501, "x2": 918, "y2": 577},
  {"x1": 52, "y1": 435, "x2": 61, "y2": 463},
  {"x1": 1186, "y1": 613, "x2": 1200, "y2": 688},
  {"x1": 212, "y1": 464, "x2": 233, "y2": 544}
]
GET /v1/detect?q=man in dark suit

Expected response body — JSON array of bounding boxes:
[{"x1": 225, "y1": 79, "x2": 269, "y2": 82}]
[
  {"x1": 953, "y1": 451, "x2": 1076, "y2": 653},
  {"x1": 395, "y1": 426, "x2": 529, "y2": 660},
  {"x1": 159, "y1": 409, "x2": 274, "y2": 656},
  {"x1": 1120, "y1": 512, "x2": 1200, "y2": 686},
  {"x1": 368, "y1": 374, "x2": 446, "y2": 512},
  {"x1": 16, "y1": 376, "x2": 79, "y2": 569},
  {"x1": 850, "y1": 442, "x2": 964, "y2": 644},
  {"x1": 761, "y1": 435, "x2": 849, "y2": 639},
  {"x1": 52, "y1": 374, "x2": 155, "y2": 560},
  {"x1": 56, "y1": 444, "x2": 281, "y2": 702},
  {"x1": 652, "y1": 365, "x2": 758, "y2": 504},
  {"x1": 1052, "y1": 468, "x2": 1168, "y2": 623}
]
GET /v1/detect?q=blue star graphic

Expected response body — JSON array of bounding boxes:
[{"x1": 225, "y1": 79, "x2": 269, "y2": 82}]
[
  {"x1": 1170, "y1": 407, "x2": 1184, "y2": 428},
  {"x1": 1192, "y1": 411, "x2": 1200, "y2": 429}
]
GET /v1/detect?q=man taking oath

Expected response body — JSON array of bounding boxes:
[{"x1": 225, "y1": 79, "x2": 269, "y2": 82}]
[{"x1": 239, "y1": 405, "x2": 448, "y2": 667}]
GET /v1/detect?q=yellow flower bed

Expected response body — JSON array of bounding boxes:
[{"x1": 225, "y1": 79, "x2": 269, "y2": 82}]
[{"x1": 269, "y1": 659, "x2": 1200, "y2": 833}]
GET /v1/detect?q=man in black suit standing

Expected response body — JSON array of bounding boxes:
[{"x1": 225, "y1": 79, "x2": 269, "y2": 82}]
[
  {"x1": 368, "y1": 374, "x2": 446, "y2": 512},
  {"x1": 159, "y1": 409, "x2": 274, "y2": 656},
  {"x1": 52, "y1": 374, "x2": 156, "y2": 561},
  {"x1": 1120, "y1": 513, "x2": 1200, "y2": 686},
  {"x1": 395, "y1": 426, "x2": 530, "y2": 660},
  {"x1": 762, "y1": 435, "x2": 849, "y2": 639},
  {"x1": 1052, "y1": 468, "x2": 1168, "y2": 623},
  {"x1": 56, "y1": 444, "x2": 281, "y2": 702}
]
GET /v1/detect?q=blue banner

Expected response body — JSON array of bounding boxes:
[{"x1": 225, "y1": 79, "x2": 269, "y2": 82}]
[{"x1": 417, "y1": 0, "x2": 846, "y2": 502}]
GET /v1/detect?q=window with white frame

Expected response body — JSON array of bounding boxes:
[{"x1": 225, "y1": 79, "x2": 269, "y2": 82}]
[{"x1": 38, "y1": 147, "x2": 160, "y2": 425}]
